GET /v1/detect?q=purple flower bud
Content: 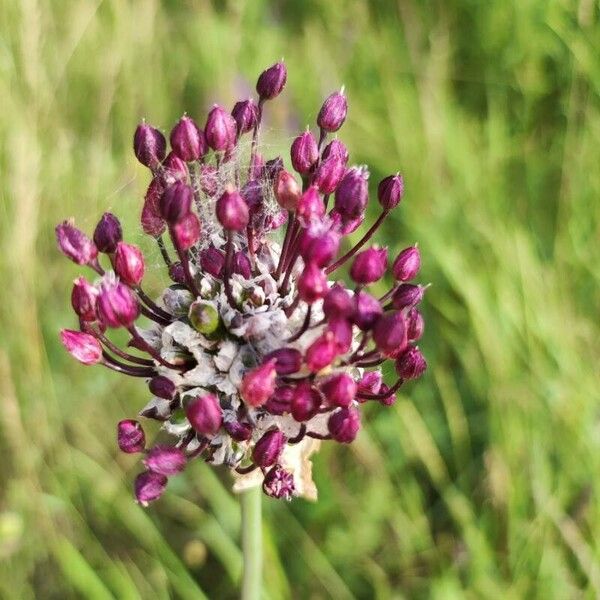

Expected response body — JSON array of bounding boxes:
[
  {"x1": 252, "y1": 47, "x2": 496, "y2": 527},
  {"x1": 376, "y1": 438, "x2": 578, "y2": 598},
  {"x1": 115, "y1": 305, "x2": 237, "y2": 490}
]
[
  {"x1": 216, "y1": 187, "x2": 249, "y2": 231},
  {"x1": 317, "y1": 90, "x2": 348, "y2": 132},
  {"x1": 406, "y1": 308, "x2": 424, "y2": 342},
  {"x1": 71, "y1": 277, "x2": 98, "y2": 322},
  {"x1": 395, "y1": 346, "x2": 427, "y2": 380},
  {"x1": 170, "y1": 115, "x2": 206, "y2": 162},
  {"x1": 357, "y1": 371, "x2": 382, "y2": 396},
  {"x1": 322, "y1": 139, "x2": 349, "y2": 165},
  {"x1": 205, "y1": 105, "x2": 237, "y2": 151},
  {"x1": 297, "y1": 186, "x2": 325, "y2": 223},
  {"x1": 199, "y1": 164, "x2": 218, "y2": 196},
  {"x1": 263, "y1": 465, "x2": 295, "y2": 500},
  {"x1": 171, "y1": 212, "x2": 201, "y2": 251},
  {"x1": 391, "y1": 284, "x2": 425, "y2": 310},
  {"x1": 265, "y1": 385, "x2": 294, "y2": 415},
  {"x1": 327, "y1": 317, "x2": 353, "y2": 354},
  {"x1": 253, "y1": 429, "x2": 286, "y2": 467},
  {"x1": 320, "y1": 373, "x2": 356, "y2": 408},
  {"x1": 114, "y1": 242, "x2": 145, "y2": 287},
  {"x1": 297, "y1": 262, "x2": 328, "y2": 303},
  {"x1": 186, "y1": 394, "x2": 223, "y2": 436},
  {"x1": 350, "y1": 246, "x2": 388, "y2": 284},
  {"x1": 161, "y1": 152, "x2": 189, "y2": 185},
  {"x1": 200, "y1": 246, "x2": 225, "y2": 278},
  {"x1": 240, "y1": 360, "x2": 277, "y2": 407},
  {"x1": 232, "y1": 251, "x2": 252, "y2": 279},
  {"x1": 263, "y1": 348, "x2": 302, "y2": 375},
  {"x1": 313, "y1": 156, "x2": 346, "y2": 194},
  {"x1": 231, "y1": 99, "x2": 259, "y2": 135},
  {"x1": 274, "y1": 170, "x2": 301, "y2": 211},
  {"x1": 117, "y1": 419, "x2": 146, "y2": 453},
  {"x1": 96, "y1": 279, "x2": 139, "y2": 329},
  {"x1": 373, "y1": 312, "x2": 407, "y2": 357},
  {"x1": 93, "y1": 212, "x2": 122, "y2": 253},
  {"x1": 290, "y1": 131, "x2": 319, "y2": 175},
  {"x1": 133, "y1": 122, "x2": 166, "y2": 168},
  {"x1": 55, "y1": 220, "x2": 98, "y2": 265},
  {"x1": 168, "y1": 261, "x2": 187, "y2": 284},
  {"x1": 334, "y1": 167, "x2": 369, "y2": 222},
  {"x1": 256, "y1": 62, "x2": 287, "y2": 100},
  {"x1": 141, "y1": 178, "x2": 166, "y2": 237},
  {"x1": 377, "y1": 174, "x2": 404, "y2": 210},
  {"x1": 291, "y1": 382, "x2": 321, "y2": 421},
  {"x1": 392, "y1": 246, "x2": 420, "y2": 281},
  {"x1": 160, "y1": 181, "x2": 193, "y2": 225},
  {"x1": 352, "y1": 291, "x2": 383, "y2": 330},
  {"x1": 323, "y1": 284, "x2": 354, "y2": 320},
  {"x1": 134, "y1": 471, "x2": 167, "y2": 505},
  {"x1": 328, "y1": 407, "x2": 360, "y2": 443},
  {"x1": 300, "y1": 229, "x2": 340, "y2": 268},
  {"x1": 305, "y1": 332, "x2": 338, "y2": 372},
  {"x1": 148, "y1": 375, "x2": 176, "y2": 399},
  {"x1": 224, "y1": 420, "x2": 253, "y2": 442},
  {"x1": 60, "y1": 329, "x2": 102, "y2": 365},
  {"x1": 144, "y1": 445, "x2": 187, "y2": 476}
]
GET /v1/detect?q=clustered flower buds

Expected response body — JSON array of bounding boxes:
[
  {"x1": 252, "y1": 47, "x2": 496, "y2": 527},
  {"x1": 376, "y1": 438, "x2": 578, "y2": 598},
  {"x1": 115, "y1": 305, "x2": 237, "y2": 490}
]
[{"x1": 56, "y1": 62, "x2": 427, "y2": 505}]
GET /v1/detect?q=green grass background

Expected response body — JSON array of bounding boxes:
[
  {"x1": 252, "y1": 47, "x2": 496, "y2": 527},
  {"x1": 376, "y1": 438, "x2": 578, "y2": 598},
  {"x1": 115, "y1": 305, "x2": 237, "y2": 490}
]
[{"x1": 1, "y1": 0, "x2": 600, "y2": 597}]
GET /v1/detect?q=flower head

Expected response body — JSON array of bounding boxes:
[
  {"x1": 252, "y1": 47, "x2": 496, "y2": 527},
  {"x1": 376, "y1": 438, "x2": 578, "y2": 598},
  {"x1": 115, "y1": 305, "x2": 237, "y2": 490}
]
[{"x1": 56, "y1": 64, "x2": 427, "y2": 503}]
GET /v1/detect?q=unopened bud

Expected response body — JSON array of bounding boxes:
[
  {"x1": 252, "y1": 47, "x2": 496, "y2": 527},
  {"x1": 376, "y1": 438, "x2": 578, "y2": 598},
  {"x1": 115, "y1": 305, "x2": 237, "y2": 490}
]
[
  {"x1": 328, "y1": 407, "x2": 360, "y2": 443},
  {"x1": 55, "y1": 220, "x2": 98, "y2": 265},
  {"x1": 392, "y1": 246, "x2": 420, "y2": 281},
  {"x1": 93, "y1": 212, "x2": 122, "y2": 253},
  {"x1": 334, "y1": 166, "x2": 369, "y2": 222},
  {"x1": 148, "y1": 375, "x2": 176, "y2": 399},
  {"x1": 391, "y1": 283, "x2": 425, "y2": 310},
  {"x1": 160, "y1": 181, "x2": 193, "y2": 224},
  {"x1": 317, "y1": 90, "x2": 347, "y2": 132},
  {"x1": 320, "y1": 373, "x2": 356, "y2": 408},
  {"x1": 263, "y1": 348, "x2": 302, "y2": 375},
  {"x1": 373, "y1": 312, "x2": 407, "y2": 357},
  {"x1": 144, "y1": 445, "x2": 187, "y2": 476},
  {"x1": 377, "y1": 174, "x2": 404, "y2": 210},
  {"x1": 133, "y1": 122, "x2": 166, "y2": 168},
  {"x1": 171, "y1": 212, "x2": 201, "y2": 251},
  {"x1": 205, "y1": 105, "x2": 237, "y2": 151},
  {"x1": 117, "y1": 419, "x2": 146, "y2": 453},
  {"x1": 349, "y1": 246, "x2": 388, "y2": 284},
  {"x1": 71, "y1": 277, "x2": 98, "y2": 322},
  {"x1": 186, "y1": 394, "x2": 223, "y2": 436},
  {"x1": 274, "y1": 170, "x2": 301, "y2": 211},
  {"x1": 114, "y1": 242, "x2": 145, "y2": 287},
  {"x1": 240, "y1": 360, "x2": 277, "y2": 407},
  {"x1": 291, "y1": 131, "x2": 319, "y2": 175},
  {"x1": 291, "y1": 382, "x2": 321, "y2": 421},
  {"x1": 170, "y1": 115, "x2": 206, "y2": 162},
  {"x1": 253, "y1": 429, "x2": 286, "y2": 467},
  {"x1": 297, "y1": 262, "x2": 328, "y2": 303},
  {"x1": 395, "y1": 346, "x2": 427, "y2": 380},
  {"x1": 231, "y1": 99, "x2": 259, "y2": 135},
  {"x1": 305, "y1": 332, "x2": 338, "y2": 372},
  {"x1": 134, "y1": 471, "x2": 167, "y2": 505},
  {"x1": 60, "y1": 329, "x2": 102, "y2": 365},
  {"x1": 256, "y1": 62, "x2": 287, "y2": 100},
  {"x1": 216, "y1": 188, "x2": 249, "y2": 231},
  {"x1": 97, "y1": 279, "x2": 139, "y2": 329}
]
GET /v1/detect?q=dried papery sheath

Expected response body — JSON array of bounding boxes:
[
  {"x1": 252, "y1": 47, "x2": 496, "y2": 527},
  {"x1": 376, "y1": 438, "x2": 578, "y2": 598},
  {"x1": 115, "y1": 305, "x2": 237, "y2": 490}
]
[{"x1": 56, "y1": 63, "x2": 428, "y2": 503}]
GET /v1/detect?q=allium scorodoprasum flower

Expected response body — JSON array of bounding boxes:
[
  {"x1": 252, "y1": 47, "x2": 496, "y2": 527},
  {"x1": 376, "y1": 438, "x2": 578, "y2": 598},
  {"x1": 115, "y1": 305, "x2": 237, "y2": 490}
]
[{"x1": 57, "y1": 62, "x2": 428, "y2": 504}]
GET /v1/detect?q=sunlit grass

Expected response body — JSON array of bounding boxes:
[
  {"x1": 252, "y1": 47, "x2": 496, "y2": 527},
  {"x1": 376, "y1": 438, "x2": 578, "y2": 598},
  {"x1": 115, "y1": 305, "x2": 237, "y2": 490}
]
[{"x1": 1, "y1": 0, "x2": 599, "y2": 597}]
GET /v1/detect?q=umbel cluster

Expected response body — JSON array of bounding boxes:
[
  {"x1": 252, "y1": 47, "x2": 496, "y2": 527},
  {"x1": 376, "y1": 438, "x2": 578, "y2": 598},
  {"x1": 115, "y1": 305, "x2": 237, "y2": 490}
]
[{"x1": 57, "y1": 62, "x2": 427, "y2": 503}]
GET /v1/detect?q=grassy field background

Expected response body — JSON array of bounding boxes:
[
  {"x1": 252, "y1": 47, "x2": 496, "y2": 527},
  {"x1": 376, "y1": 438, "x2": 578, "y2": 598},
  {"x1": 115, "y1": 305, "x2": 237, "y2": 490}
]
[{"x1": 1, "y1": 0, "x2": 600, "y2": 598}]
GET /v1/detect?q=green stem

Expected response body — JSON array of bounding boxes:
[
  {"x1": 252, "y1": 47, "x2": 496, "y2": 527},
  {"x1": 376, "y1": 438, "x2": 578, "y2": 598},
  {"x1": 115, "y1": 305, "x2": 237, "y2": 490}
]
[{"x1": 241, "y1": 486, "x2": 262, "y2": 600}]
